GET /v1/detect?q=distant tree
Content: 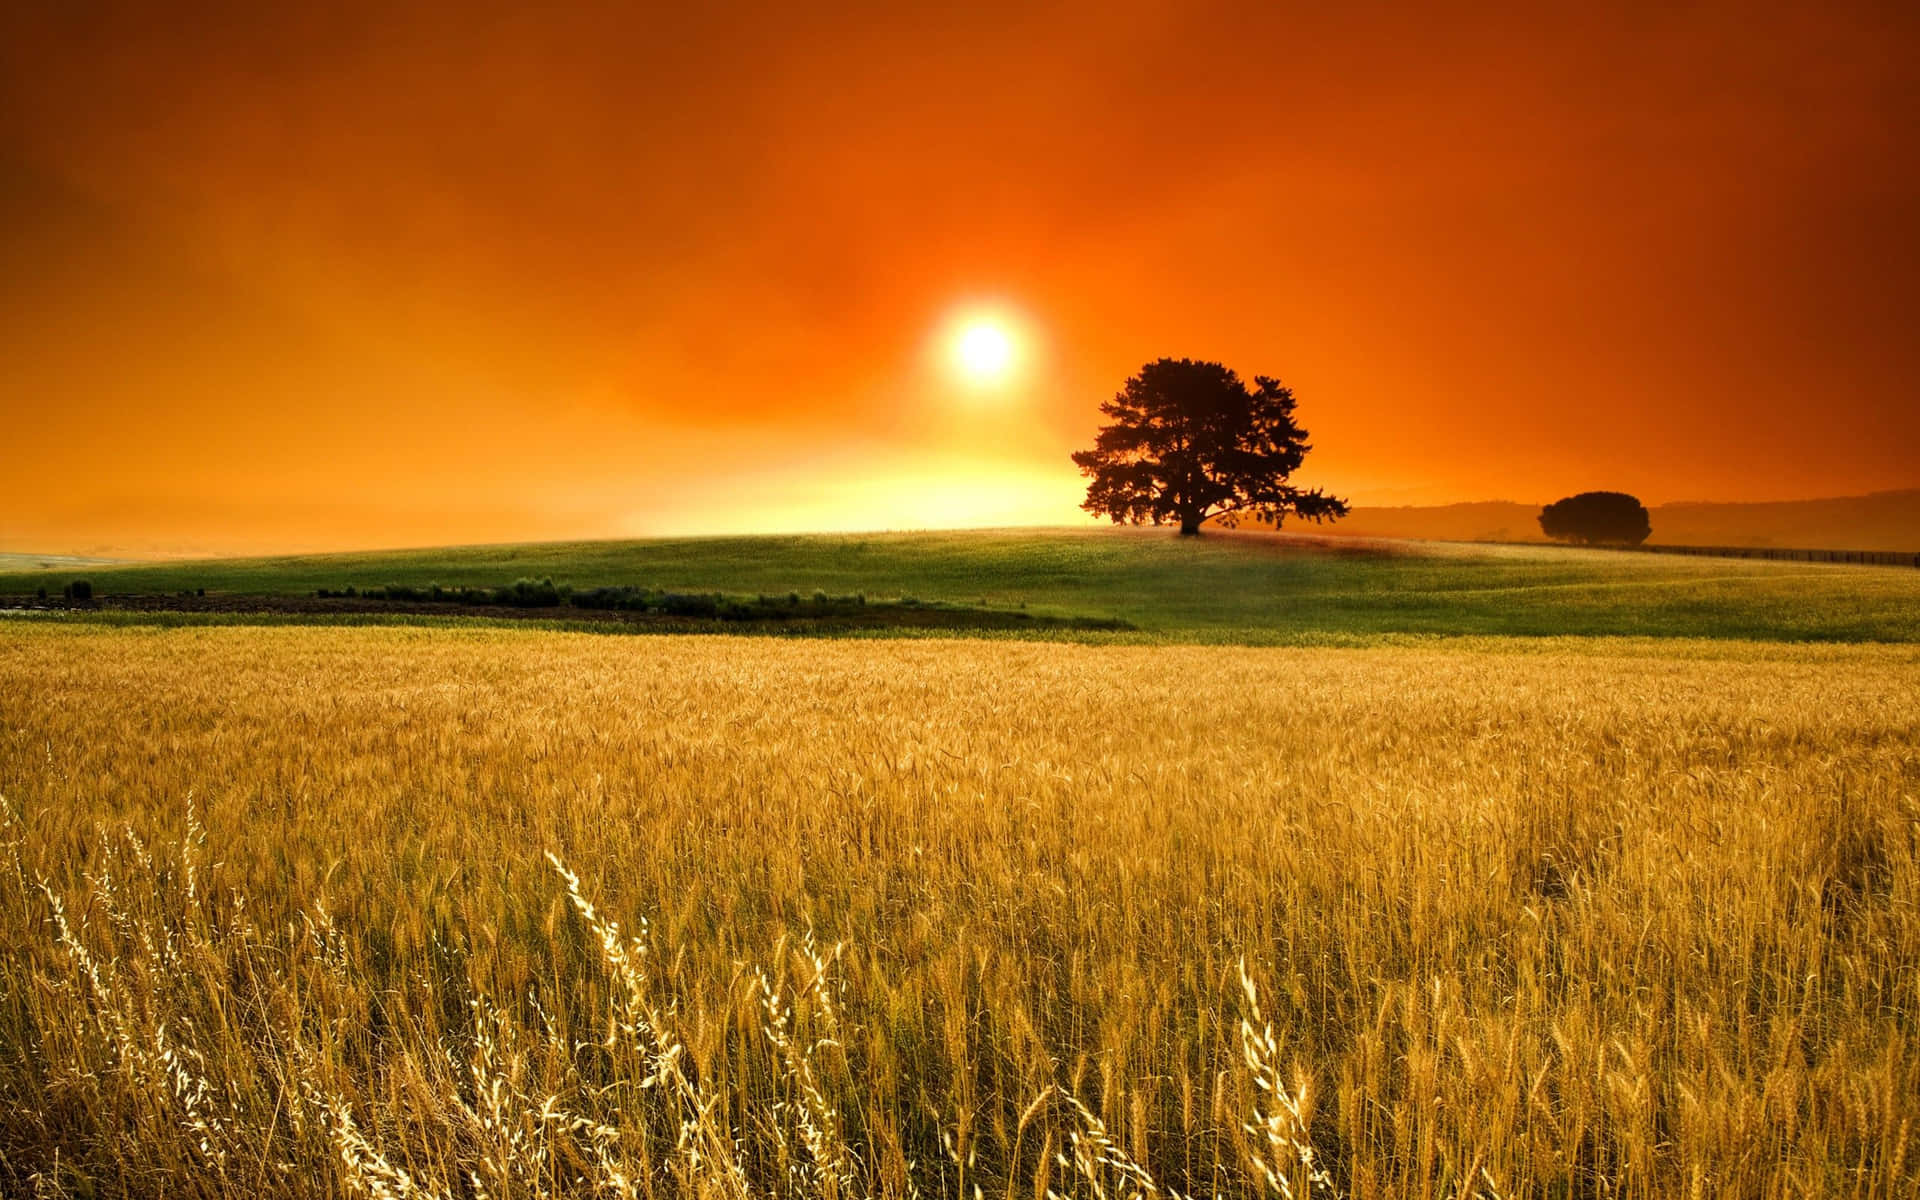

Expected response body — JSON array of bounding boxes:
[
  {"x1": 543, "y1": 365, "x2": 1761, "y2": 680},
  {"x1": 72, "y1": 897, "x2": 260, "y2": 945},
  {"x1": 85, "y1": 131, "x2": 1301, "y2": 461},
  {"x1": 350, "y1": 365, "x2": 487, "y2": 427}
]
[
  {"x1": 1072, "y1": 358, "x2": 1348, "y2": 536},
  {"x1": 1538, "y1": 492, "x2": 1652, "y2": 545}
]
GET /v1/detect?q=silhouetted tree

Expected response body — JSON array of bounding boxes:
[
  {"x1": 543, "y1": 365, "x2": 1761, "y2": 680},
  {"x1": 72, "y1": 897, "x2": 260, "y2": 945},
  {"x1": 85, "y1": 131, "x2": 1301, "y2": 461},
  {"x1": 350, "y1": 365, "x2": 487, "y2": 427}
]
[
  {"x1": 1538, "y1": 492, "x2": 1651, "y2": 545},
  {"x1": 1072, "y1": 358, "x2": 1348, "y2": 536}
]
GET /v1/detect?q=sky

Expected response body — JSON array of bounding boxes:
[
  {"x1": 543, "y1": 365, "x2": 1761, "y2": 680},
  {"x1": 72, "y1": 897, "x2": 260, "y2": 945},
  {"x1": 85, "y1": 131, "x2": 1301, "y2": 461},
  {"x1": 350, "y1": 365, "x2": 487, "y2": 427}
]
[{"x1": 3, "y1": 1, "x2": 1917, "y2": 555}]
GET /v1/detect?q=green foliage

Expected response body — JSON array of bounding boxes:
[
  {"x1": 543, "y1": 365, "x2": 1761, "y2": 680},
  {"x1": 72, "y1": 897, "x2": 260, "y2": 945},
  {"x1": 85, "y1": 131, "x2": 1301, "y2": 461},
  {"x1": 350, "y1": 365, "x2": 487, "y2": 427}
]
[
  {"x1": 659, "y1": 592, "x2": 720, "y2": 618},
  {"x1": 498, "y1": 576, "x2": 565, "y2": 607},
  {"x1": 316, "y1": 579, "x2": 568, "y2": 607},
  {"x1": 570, "y1": 585, "x2": 653, "y2": 611}
]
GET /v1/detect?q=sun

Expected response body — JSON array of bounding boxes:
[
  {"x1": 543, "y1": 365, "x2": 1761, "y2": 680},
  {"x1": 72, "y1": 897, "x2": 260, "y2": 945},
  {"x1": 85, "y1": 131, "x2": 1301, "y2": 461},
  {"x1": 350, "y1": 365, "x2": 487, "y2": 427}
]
[{"x1": 948, "y1": 314, "x2": 1018, "y2": 386}]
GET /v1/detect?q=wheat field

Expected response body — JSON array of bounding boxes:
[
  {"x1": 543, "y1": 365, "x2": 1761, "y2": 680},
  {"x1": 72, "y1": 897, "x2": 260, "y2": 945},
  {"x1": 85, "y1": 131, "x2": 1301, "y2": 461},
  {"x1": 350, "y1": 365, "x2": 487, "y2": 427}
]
[{"x1": 1, "y1": 624, "x2": 1916, "y2": 1198}]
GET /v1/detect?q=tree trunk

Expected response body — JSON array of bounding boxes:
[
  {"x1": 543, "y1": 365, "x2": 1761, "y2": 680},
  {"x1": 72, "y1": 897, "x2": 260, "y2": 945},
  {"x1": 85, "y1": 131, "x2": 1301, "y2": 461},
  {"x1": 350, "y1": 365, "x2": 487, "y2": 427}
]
[{"x1": 1179, "y1": 514, "x2": 1203, "y2": 536}]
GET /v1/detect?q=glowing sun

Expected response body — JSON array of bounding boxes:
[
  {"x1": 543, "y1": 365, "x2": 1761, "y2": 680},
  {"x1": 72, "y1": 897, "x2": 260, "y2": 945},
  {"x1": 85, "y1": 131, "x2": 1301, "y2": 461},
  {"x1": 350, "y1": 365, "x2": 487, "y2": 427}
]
[{"x1": 948, "y1": 314, "x2": 1018, "y2": 386}]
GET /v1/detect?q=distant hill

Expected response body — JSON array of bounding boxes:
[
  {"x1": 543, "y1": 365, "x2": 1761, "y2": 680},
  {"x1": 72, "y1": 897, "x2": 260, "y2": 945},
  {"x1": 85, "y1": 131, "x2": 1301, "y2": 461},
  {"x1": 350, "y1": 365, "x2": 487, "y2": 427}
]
[
  {"x1": 1649, "y1": 491, "x2": 1920, "y2": 552},
  {"x1": 1309, "y1": 490, "x2": 1920, "y2": 553},
  {"x1": 1311, "y1": 502, "x2": 1544, "y2": 544}
]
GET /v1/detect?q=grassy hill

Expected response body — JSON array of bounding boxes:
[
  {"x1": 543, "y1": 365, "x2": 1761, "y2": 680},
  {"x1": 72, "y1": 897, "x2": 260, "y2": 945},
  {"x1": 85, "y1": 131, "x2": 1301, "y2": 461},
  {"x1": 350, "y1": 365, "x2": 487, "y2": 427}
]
[{"x1": 5, "y1": 527, "x2": 1918, "y2": 642}]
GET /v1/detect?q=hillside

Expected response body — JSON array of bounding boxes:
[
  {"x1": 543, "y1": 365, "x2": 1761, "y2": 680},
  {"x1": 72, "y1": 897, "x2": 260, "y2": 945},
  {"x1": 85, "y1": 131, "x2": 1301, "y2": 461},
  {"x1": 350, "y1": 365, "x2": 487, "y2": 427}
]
[
  {"x1": 1650, "y1": 490, "x2": 1920, "y2": 551},
  {"x1": 1310, "y1": 501, "x2": 1543, "y2": 544},
  {"x1": 4, "y1": 527, "x2": 1918, "y2": 643}
]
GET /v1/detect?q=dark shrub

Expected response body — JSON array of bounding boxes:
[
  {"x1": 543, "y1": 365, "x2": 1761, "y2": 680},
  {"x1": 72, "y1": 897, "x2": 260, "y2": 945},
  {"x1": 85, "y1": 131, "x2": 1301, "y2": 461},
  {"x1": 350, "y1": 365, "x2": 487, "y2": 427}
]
[
  {"x1": 572, "y1": 586, "x2": 652, "y2": 612},
  {"x1": 660, "y1": 592, "x2": 718, "y2": 618},
  {"x1": 65, "y1": 580, "x2": 93, "y2": 601},
  {"x1": 1538, "y1": 492, "x2": 1652, "y2": 546},
  {"x1": 495, "y1": 577, "x2": 563, "y2": 607}
]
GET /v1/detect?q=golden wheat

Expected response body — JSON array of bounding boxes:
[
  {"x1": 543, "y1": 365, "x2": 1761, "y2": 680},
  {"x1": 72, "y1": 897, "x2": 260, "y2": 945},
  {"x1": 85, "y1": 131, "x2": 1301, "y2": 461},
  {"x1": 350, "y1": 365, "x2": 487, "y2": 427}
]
[{"x1": 0, "y1": 624, "x2": 1915, "y2": 1198}]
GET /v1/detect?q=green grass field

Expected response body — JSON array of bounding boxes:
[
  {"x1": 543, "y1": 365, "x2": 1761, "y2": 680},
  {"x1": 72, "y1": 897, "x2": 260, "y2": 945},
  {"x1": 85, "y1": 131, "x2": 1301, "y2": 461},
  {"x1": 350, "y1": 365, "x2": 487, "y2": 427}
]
[{"x1": 5, "y1": 527, "x2": 1919, "y2": 642}]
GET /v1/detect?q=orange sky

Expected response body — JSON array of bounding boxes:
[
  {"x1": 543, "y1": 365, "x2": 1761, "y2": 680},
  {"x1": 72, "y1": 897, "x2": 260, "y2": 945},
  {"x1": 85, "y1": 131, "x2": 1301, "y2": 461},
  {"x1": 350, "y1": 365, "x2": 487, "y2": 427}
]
[{"x1": 3, "y1": 1, "x2": 1917, "y2": 555}]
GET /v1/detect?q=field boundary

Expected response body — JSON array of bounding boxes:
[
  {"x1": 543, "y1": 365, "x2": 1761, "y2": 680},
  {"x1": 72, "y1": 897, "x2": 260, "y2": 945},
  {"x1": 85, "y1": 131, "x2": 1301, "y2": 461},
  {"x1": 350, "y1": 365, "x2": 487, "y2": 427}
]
[
  {"x1": 1614, "y1": 542, "x2": 1919, "y2": 567},
  {"x1": 1373, "y1": 537, "x2": 1920, "y2": 567}
]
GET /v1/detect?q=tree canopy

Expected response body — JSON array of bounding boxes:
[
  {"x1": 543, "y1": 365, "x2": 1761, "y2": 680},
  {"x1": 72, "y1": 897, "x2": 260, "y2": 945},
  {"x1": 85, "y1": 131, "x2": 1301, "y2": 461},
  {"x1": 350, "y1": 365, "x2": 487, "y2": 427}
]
[
  {"x1": 1538, "y1": 491, "x2": 1652, "y2": 545},
  {"x1": 1072, "y1": 358, "x2": 1347, "y2": 536}
]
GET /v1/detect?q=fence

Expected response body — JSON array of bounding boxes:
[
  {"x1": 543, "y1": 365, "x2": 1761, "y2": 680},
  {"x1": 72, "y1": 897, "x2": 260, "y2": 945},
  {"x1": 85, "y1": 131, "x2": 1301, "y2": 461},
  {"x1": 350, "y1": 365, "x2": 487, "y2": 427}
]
[{"x1": 1620, "y1": 543, "x2": 1920, "y2": 568}]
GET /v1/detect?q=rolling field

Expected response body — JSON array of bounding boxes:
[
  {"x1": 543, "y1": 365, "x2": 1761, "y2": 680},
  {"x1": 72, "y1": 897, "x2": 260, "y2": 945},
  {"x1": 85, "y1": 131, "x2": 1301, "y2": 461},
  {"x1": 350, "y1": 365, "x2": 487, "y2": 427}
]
[
  {"x1": 5, "y1": 528, "x2": 1920, "y2": 642},
  {"x1": 3, "y1": 623, "x2": 1916, "y2": 1197}
]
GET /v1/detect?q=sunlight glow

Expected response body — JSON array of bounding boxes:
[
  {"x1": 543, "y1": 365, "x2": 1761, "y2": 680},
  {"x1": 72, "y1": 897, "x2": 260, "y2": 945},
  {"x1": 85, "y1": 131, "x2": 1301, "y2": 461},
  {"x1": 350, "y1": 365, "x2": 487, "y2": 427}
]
[{"x1": 948, "y1": 314, "x2": 1018, "y2": 386}]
